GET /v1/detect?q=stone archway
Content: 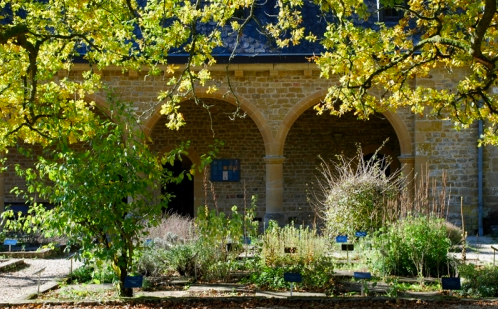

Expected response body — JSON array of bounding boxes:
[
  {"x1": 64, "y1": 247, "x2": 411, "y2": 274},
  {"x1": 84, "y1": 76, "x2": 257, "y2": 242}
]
[
  {"x1": 276, "y1": 90, "x2": 413, "y2": 157},
  {"x1": 147, "y1": 97, "x2": 268, "y2": 218},
  {"x1": 263, "y1": 91, "x2": 415, "y2": 225},
  {"x1": 142, "y1": 88, "x2": 275, "y2": 154}
]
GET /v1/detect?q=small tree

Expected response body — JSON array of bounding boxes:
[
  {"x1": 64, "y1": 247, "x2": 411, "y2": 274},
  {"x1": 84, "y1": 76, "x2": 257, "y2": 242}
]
[
  {"x1": 2, "y1": 100, "x2": 170, "y2": 297},
  {"x1": 309, "y1": 147, "x2": 405, "y2": 238}
]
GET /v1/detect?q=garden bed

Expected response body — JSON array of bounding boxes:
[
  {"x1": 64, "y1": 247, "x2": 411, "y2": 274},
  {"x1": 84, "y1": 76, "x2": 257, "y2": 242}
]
[{"x1": 0, "y1": 246, "x2": 58, "y2": 258}]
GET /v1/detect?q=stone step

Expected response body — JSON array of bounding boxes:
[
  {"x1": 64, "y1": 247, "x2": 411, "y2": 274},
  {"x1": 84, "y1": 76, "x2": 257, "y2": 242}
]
[{"x1": 0, "y1": 259, "x2": 25, "y2": 272}]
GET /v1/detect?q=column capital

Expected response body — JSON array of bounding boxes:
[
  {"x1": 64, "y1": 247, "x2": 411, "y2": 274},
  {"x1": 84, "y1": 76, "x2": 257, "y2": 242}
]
[
  {"x1": 398, "y1": 155, "x2": 415, "y2": 164},
  {"x1": 264, "y1": 156, "x2": 285, "y2": 164}
]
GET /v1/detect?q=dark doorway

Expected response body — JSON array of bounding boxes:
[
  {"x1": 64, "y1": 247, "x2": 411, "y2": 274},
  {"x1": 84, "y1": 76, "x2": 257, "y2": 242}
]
[{"x1": 162, "y1": 156, "x2": 194, "y2": 217}]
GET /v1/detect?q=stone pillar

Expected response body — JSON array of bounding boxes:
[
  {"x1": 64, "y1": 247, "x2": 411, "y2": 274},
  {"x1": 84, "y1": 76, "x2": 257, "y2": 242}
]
[{"x1": 263, "y1": 156, "x2": 286, "y2": 227}]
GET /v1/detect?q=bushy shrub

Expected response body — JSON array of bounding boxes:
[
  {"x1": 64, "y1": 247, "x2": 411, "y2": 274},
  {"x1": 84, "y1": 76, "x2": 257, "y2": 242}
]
[
  {"x1": 445, "y1": 222, "x2": 463, "y2": 245},
  {"x1": 261, "y1": 222, "x2": 329, "y2": 268},
  {"x1": 458, "y1": 264, "x2": 498, "y2": 297},
  {"x1": 137, "y1": 200, "x2": 258, "y2": 281},
  {"x1": 135, "y1": 246, "x2": 171, "y2": 277},
  {"x1": 309, "y1": 149, "x2": 404, "y2": 238},
  {"x1": 248, "y1": 222, "x2": 334, "y2": 292},
  {"x1": 369, "y1": 215, "x2": 451, "y2": 278},
  {"x1": 145, "y1": 213, "x2": 196, "y2": 244},
  {"x1": 71, "y1": 263, "x2": 117, "y2": 284}
]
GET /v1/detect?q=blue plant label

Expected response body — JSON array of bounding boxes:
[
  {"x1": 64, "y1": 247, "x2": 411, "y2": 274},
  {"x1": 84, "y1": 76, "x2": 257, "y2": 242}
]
[
  {"x1": 355, "y1": 231, "x2": 367, "y2": 237},
  {"x1": 145, "y1": 239, "x2": 153, "y2": 246},
  {"x1": 124, "y1": 275, "x2": 143, "y2": 288},
  {"x1": 336, "y1": 235, "x2": 348, "y2": 243},
  {"x1": 442, "y1": 277, "x2": 461, "y2": 290},
  {"x1": 354, "y1": 272, "x2": 372, "y2": 280},
  {"x1": 3, "y1": 239, "x2": 17, "y2": 246},
  {"x1": 284, "y1": 273, "x2": 302, "y2": 283},
  {"x1": 243, "y1": 237, "x2": 251, "y2": 245}
]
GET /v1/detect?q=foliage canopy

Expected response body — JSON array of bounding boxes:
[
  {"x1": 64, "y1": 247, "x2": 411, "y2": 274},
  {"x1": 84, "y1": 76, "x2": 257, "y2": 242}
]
[{"x1": 2, "y1": 0, "x2": 498, "y2": 145}]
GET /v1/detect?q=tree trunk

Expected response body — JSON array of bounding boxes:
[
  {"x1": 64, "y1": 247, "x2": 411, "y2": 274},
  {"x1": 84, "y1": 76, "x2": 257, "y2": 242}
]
[{"x1": 118, "y1": 265, "x2": 133, "y2": 297}]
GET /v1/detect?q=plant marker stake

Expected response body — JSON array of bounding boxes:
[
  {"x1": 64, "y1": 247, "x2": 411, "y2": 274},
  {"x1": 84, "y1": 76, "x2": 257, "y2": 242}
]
[
  {"x1": 290, "y1": 282, "x2": 293, "y2": 297},
  {"x1": 33, "y1": 267, "x2": 46, "y2": 295},
  {"x1": 354, "y1": 272, "x2": 371, "y2": 297},
  {"x1": 4, "y1": 239, "x2": 17, "y2": 252},
  {"x1": 492, "y1": 246, "x2": 497, "y2": 266},
  {"x1": 67, "y1": 252, "x2": 76, "y2": 279}
]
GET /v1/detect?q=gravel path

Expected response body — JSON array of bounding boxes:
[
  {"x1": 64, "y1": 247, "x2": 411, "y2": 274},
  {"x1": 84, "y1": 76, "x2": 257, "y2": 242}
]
[{"x1": 0, "y1": 258, "x2": 82, "y2": 302}]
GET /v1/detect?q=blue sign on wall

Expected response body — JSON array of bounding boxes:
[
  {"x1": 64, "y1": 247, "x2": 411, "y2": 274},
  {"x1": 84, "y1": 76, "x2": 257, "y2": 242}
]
[{"x1": 211, "y1": 159, "x2": 240, "y2": 182}]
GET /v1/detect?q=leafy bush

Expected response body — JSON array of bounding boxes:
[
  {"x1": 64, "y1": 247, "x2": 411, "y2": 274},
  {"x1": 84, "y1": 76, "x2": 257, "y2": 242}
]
[
  {"x1": 445, "y1": 221, "x2": 463, "y2": 246},
  {"x1": 137, "y1": 199, "x2": 258, "y2": 282},
  {"x1": 247, "y1": 222, "x2": 334, "y2": 292},
  {"x1": 261, "y1": 222, "x2": 329, "y2": 268},
  {"x1": 369, "y1": 215, "x2": 451, "y2": 278},
  {"x1": 71, "y1": 263, "x2": 117, "y2": 284},
  {"x1": 309, "y1": 148, "x2": 404, "y2": 238},
  {"x1": 135, "y1": 246, "x2": 171, "y2": 277},
  {"x1": 458, "y1": 264, "x2": 498, "y2": 297}
]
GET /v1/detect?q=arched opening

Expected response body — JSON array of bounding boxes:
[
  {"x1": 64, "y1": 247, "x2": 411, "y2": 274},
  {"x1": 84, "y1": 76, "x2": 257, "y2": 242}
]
[
  {"x1": 283, "y1": 108, "x2": 401, "y2": 225},
  {"x1": 149, "y1": 99, "x2": 266, "y2": 217},
  {"x1": 162, "y1": 155, "x2": 194, "y2": 217}
]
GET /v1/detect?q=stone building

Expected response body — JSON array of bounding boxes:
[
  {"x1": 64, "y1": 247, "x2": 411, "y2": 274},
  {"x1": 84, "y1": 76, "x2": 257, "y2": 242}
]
[{"x1": 1, "y1": 1, "x2": 497, "y2": 234}]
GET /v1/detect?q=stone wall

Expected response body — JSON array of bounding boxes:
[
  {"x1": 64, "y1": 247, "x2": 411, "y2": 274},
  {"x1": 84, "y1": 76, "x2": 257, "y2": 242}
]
[
  {"x1": 1, "y1": 63, "x2": 495, "y2": 233},
  {"x1": 150, "y1": 99, "x2": 267, "y2": 217},
  {"x1": 283, "y1": 108, "x2": 401, "y2": 224}
]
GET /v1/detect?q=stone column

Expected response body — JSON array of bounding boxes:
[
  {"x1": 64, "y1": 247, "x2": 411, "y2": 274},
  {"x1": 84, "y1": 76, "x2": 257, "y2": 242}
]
[{"x1": 263, "y1": 156, "x2": 286, "y2": 227}]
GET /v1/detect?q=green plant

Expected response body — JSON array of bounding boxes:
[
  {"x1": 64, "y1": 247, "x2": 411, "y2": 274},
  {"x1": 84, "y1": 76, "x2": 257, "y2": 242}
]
[
  {"x1": 135, "y1": 246, "x2": 171, "y2": 277},
  {"x1": 70, "y1": 263, "x2": 117, "y2": 284},
  {"x1": 369, "y1": 215, "x2": 451, "y2": 278},
  {"x1": 248, "y1": 223, "x2": 334, "y2": 292},
  {"x1": 458, "y1": 264, "x2": 498, "y2": 297},
  {"x1": 260, "y1": 222, "x2": 329, "y2": 268},
  {"x1": 309, "y1": 146, "x2": 404, "y2": 238},
  {"x1": 445, "y1": 222, "x2": 463, "y2": 246},
  {"x1": 248, "y1": 256, "x2": 335, "y2": 292},
  {"x1": 385, "y1": 277, "x2": 399, "y2": 297},
  {"x1": 193, "y1": 198, "x2": 258, "y2": 281}
]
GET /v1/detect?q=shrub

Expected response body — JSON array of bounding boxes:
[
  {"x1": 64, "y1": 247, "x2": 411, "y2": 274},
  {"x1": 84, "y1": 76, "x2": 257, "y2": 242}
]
[
  {"x1": 369, "y1": 215, "x2": 451, "y2": 278},
  {"x1": 248, "y1": 222, "x2": 334, "y2": 292},
  {"x1": 261, "y1": 222, "x2": 329, "y2": 268},
  {"x1": 145, "y1": 213, "x2": 196, "y2": 244},
  {"x1": 71, "y1": 263, "x2": 117, "y2": 284},
  {"x1": 309, "y1": 148, "x2": 404, "y2": 238},
  {"x1": 445, "y1": 222, "x2": 463, "y2": 246},
  {"x1": 458, "y1": 264, "x2": 498, "y2": 297}
]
